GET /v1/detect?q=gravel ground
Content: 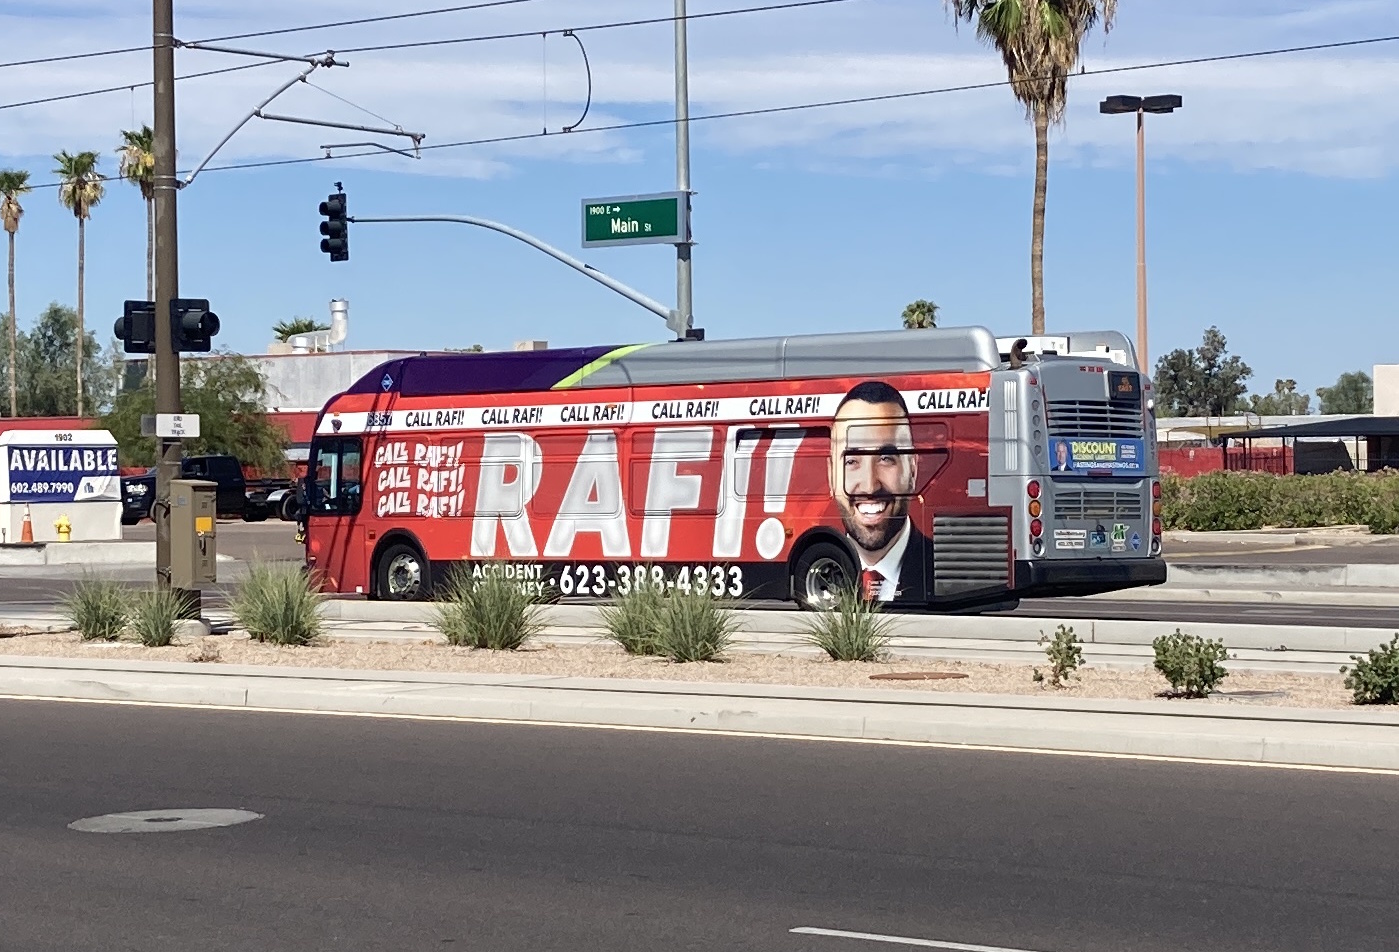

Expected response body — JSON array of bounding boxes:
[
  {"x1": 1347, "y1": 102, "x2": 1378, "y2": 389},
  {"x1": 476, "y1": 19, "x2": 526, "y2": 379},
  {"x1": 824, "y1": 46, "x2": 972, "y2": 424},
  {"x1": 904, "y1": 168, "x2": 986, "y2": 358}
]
[{"x1": 0, "y1": 628, "x2": 1359, "y2": 709}]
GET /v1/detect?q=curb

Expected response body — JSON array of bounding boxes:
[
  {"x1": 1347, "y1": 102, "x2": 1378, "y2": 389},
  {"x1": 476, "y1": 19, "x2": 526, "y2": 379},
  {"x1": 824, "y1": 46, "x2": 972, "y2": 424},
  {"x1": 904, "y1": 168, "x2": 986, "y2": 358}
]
[
  {"x1": 1091, "y1": 586, "x2": 1399, "y2": 608},
  {"x1": 2, "y1": 655, "x2": 1396, "y2": 771},
  {"x1": 1169, "y1": 563, "x2": 1399, "y2": 589}
]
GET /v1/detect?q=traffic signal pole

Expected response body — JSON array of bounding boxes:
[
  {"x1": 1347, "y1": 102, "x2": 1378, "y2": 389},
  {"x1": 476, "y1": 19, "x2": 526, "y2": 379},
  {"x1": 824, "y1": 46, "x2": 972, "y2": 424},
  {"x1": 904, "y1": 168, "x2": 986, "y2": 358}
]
[{"x1": 153, "y1": 0, "x2": 196, "y2": 614}]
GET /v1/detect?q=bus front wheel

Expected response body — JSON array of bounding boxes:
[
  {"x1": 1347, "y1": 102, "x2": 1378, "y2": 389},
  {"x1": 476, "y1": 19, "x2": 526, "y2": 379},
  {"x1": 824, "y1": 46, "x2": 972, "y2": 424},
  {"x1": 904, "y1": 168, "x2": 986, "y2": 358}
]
[
  {"x1": 792, "y1": 541, "x2": 855, "y2": 611},
  {"x1": 375, "y1": 542, "x2": 428, "y2": 602}
]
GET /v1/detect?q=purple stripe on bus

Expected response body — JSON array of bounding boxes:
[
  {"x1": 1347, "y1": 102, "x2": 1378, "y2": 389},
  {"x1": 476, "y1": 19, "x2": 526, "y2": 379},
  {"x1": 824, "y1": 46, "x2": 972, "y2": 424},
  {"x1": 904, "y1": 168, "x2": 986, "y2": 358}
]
[{"x1": 342, "y1": 346, "x2": 627, "y2": 397}]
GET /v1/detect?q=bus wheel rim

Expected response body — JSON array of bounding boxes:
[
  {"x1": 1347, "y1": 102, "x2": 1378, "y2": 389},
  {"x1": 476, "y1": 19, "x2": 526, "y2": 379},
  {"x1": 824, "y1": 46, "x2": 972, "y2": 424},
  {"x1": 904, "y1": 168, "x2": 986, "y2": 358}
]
[
  {"x1": 387, "y1": 553, "x2": 421, "y2": 597},
  {"x1": 804, "y1": 556, "x2": 846, "y2": 609}
]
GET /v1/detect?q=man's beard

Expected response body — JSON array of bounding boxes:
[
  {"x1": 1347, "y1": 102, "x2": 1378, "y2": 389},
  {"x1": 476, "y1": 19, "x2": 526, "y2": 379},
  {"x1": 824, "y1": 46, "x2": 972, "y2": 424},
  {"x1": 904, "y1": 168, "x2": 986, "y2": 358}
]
[{"x1": 839, "y1": 490, "x2": 909, "y2": 554}]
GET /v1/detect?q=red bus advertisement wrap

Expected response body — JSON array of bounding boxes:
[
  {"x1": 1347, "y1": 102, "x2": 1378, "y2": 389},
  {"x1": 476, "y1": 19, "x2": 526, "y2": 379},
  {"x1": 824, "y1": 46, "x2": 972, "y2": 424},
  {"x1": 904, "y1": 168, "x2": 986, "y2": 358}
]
[{"x1": 304, "y1": 330, "x2": 1167, "y2": 608}]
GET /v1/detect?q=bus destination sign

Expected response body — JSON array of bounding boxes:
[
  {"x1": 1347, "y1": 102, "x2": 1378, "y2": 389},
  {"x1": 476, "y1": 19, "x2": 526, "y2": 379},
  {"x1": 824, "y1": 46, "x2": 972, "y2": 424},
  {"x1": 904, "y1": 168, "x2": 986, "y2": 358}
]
[{"x1": 581, "y1": 191, "x2": 688, "y2": 248}]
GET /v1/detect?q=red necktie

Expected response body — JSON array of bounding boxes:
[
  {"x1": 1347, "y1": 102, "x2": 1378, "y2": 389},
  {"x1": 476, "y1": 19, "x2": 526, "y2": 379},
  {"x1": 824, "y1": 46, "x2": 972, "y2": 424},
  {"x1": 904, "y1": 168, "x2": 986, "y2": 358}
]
[{"x1": 861, "y1": 569, "x2": 884, "y2": 600}]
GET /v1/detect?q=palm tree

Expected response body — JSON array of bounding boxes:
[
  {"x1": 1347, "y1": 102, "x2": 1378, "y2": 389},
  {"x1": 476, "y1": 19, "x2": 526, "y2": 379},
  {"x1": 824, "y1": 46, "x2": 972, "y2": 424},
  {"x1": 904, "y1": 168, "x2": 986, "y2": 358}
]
[
  {"x1": 0, "y1": 169, "x2": 29, "y2": 419},
  {"x1": 945, "y1": 0, "x2": 1116, "y2": 335},
  {"x1": 54, "y1": 150, "x2": 105, "y2": 418},
  {"x1": 117, "y1": 126, "x2": 156, "y2": 302},
  {"x1": 273, "y1": 317, "x2": 331, "y2": 342},
  {"x1": 901, "y1": 299, "x2": 940, "y2": 329}
]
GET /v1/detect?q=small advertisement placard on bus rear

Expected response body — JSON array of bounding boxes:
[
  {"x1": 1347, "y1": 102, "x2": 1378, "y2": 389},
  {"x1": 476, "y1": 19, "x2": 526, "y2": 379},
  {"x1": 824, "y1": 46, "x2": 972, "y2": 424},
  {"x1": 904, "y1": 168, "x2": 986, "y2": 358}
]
[{"x1": 1049, "y1": 437, "x2": 1145, "y2": 475}]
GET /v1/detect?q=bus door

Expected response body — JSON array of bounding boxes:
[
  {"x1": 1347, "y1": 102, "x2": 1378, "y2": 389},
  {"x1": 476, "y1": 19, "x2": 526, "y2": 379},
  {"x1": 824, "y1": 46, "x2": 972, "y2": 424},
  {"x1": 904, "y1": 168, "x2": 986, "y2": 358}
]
[{"x1": 304, "y1": 436, "x2": 365, "y2": 593}]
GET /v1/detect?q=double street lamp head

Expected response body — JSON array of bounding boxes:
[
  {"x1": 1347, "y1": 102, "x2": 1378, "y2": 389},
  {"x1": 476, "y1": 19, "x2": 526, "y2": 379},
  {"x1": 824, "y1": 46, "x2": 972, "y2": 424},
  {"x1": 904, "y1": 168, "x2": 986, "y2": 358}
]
[{"x1": 1100, "y1": 94, "x2": 1183, "y2": 115}]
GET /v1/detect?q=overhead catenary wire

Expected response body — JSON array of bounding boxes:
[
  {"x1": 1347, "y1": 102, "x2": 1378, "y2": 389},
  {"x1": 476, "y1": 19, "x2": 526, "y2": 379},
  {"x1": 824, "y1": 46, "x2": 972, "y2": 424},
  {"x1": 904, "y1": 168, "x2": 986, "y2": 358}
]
[
  {"x1": 0, "y1": 0, "x2": 860, "y2": 114},
  {"x1": 15, "y1": 31, "x2": 1399, "y2": 190},
  {"x1": 0, "y1": 0, "x2": 546, "y2": 71}
]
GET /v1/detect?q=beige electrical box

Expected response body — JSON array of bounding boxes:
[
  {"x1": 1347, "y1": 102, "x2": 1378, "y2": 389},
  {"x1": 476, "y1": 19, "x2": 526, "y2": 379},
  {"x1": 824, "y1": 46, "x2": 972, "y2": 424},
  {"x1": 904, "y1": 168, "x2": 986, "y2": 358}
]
[{"x1": 170, "y1": 478, "x2": 218, "y2": 589}]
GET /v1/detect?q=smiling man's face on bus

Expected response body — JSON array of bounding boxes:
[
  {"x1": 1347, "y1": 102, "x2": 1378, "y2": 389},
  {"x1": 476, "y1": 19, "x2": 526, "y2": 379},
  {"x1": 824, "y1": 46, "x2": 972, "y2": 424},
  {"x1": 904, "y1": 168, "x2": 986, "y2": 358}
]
[{"x1": 829, "y1": 383, "x2": 918, "y2": 560}]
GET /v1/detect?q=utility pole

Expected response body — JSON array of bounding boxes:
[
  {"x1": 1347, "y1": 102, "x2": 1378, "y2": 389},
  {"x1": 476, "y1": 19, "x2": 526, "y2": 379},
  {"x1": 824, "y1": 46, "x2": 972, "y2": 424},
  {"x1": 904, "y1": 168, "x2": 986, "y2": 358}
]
[
  {"x1": 674, "y1": 0, "x2": 693, "y2": 334},
  {"x1": 152, "y1": 0, "x2": 195, "y2": 613}
]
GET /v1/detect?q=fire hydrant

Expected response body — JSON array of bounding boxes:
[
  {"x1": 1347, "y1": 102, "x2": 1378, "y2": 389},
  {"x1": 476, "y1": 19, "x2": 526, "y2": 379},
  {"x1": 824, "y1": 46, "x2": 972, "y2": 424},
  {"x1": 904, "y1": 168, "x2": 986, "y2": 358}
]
[{"x1": 54, "y1": 514, "x2": 72, "y2": 542}]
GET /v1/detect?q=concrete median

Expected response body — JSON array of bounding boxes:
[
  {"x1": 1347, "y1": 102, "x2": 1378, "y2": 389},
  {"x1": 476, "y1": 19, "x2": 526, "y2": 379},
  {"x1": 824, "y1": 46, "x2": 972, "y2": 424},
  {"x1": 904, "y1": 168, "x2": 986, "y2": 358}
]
[{"x1": 2, "y1": 655, "x2": 1397, "y2": 771}]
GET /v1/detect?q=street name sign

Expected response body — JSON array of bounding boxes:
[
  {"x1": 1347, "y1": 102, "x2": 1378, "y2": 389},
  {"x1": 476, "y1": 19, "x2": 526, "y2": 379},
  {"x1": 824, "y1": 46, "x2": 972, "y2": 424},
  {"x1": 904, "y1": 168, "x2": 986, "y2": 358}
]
[{"x1": 581, "y1": 191, "x2": 688, "y2": 248}]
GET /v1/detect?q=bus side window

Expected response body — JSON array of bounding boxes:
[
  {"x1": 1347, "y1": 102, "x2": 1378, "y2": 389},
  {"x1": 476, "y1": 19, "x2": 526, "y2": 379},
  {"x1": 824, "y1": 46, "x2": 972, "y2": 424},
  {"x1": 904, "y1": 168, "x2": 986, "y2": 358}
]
[
  {"x1": 734, "y1": 427, "x2": 832, "y2": 500},
  {"x1": 310, "y1": 438, "x2": 363, "y2": 515}
]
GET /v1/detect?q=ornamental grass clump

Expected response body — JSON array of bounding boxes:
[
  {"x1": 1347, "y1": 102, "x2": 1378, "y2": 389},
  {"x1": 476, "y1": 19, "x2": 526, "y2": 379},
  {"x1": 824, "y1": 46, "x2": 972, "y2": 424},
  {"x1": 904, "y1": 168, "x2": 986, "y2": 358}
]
[
  {"x1": 599, "y1": 578, "x2": 667, "y2": 656},
  {"x1": 432, "y1": 566, "x2": 544, "y2": 651},
  {"x1": 656, "y1": 585, "x2": 738, "y2": 663},
  {"x1": 230, "y1": 562, "x2": 326, "y2": 646},
  {"x1": 62, "y1": 575, "x2": 130, "y2": 642},
  {"x1": 798, "y1": 585, "x2": 897, "y2": 662},
  {"x1": 129, "y1": 587, "x2": 192, "y2": 648}
]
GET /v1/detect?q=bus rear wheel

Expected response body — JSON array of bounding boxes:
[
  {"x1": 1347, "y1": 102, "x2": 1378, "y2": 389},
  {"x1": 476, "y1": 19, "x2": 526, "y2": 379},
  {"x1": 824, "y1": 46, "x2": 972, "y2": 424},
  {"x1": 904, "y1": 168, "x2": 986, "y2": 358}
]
[
  {"x1": 375, "y1": 542, "x2": 428, "y2": 602},
  {"x1": 792, "y1": 541, "x2": 855, "y2": 611}
]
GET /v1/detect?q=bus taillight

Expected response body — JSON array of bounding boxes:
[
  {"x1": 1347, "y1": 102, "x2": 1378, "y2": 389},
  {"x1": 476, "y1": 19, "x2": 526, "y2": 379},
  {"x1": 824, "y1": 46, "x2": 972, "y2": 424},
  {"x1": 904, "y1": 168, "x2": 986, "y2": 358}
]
[
  {"x1": 1027, "y1": 480, "x2": 1041, "y2": 499},
  {"x1": 1030, "y1": 518, "x2": 1043, "y2": 538},
  {"x1": 1151, "y1": 481, "x2": 1162, "y2": 499}
]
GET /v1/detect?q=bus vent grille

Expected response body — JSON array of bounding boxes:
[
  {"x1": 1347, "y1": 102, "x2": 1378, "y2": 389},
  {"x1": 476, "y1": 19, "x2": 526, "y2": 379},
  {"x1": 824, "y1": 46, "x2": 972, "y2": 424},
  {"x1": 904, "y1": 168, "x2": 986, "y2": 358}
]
[
  {"x1": 932, "y1": 515, "x2": 1009, "y2": 597},
  {"x1": 1047, "y1": 400, "x2": 1143, "y2": 438},
  {"x1": 1053, "y1": 489, "x2": 1144, "y2": 521}
]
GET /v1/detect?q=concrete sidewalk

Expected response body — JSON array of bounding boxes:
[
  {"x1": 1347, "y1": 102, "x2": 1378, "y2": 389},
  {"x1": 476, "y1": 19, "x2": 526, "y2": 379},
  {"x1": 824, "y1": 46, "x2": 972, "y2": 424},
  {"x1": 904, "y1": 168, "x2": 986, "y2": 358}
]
[{"x1": 1, "y1": 654, "x2": 1395, "y2": 772}]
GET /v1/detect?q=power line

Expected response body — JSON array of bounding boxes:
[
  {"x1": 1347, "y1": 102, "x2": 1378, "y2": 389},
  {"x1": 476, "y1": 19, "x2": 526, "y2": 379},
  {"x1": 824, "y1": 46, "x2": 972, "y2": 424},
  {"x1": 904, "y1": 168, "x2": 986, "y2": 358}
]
[
  {"x1": 16, "y1": 31, "x2": 1399, "y2": 189},
  {"x1": 332, "y1": 0, "x2": 862, "y2": 56},
  {"x1": 0, "y1": 61, "x2": 276, "y2": 113},
  {"x1": 0, "y1": 0, "x2": 858, "y2": 113},
  {"x1": 178, "y1": 31, "x2": 1399, "y2": 171},
  {"x1": 0, "y1": 0, "x2": 545, "y2": 71}
]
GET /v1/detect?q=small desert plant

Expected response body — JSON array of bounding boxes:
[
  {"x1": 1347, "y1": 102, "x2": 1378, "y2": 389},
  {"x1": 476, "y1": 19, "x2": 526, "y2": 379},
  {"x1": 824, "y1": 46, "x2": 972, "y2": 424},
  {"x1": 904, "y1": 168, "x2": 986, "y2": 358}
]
[
  {"x1": 1033, "y1": 624, "x2": 1083, "y2": 687},
  {"x1": 656, "y1": 585, "x2": 738, "y2": 663},
  {"x1": 229, "y1": 562, "x2": 326, "y2": 646},
  {"x1": 129, "y1": 587, "x2": 192, "y2": 648},
  {"x1": 1341, "y1": 635, "x2": 1399, "y2": 705},
  {"x1": 432, "y1": 566, "x2": 544, "y2": 650},
  {"x1": 188, "y1": 639, "x2": 223, "y2": 664},
  {"x1": 798, "y1": 585, "x2": 897, "y2": 662},
  {"x1": 1152, "y1": 628, "x2": 1229, "y2": 698},
  {"x1": 62, "y1": 576, "x2": 131, "y2": 642},
  {"x1": 599, "y1": 579, "x2": 667, "y2": 656}
]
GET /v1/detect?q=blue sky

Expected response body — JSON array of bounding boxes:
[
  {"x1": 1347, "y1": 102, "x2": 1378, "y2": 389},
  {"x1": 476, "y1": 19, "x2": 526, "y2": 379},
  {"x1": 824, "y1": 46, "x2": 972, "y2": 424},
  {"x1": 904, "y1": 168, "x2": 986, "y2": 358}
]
[{"x1": 2, "y1": 0, "x2": 1397, "y2": 404}]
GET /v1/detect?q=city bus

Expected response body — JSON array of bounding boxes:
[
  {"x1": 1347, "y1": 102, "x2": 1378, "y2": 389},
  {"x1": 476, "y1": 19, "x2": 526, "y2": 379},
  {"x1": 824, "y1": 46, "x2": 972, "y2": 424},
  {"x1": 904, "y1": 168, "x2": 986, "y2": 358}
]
[{"x1": 300, "y1": 326, "x2": 1167, "y2": 610}]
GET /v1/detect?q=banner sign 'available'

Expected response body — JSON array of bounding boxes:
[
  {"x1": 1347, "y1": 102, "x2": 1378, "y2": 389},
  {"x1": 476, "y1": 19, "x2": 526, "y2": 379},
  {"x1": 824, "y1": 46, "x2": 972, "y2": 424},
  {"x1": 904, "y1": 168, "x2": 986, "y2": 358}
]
[{"x1": 7, "y1": 446, "x2": 121, "y2": 503}]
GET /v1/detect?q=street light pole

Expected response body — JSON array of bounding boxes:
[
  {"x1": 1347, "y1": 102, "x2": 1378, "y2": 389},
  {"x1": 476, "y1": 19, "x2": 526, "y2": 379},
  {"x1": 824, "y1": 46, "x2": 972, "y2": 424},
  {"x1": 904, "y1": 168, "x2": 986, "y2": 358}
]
[
  {"x1": 674, "y1": 0, "x2": 694, "y2": 335},
  {"x1": 1136, "y1": 106, "x2": 1147, "y2": 376},
  {"x1": 1100, "y1": 94, "x2": 1182, "y2": 376}
]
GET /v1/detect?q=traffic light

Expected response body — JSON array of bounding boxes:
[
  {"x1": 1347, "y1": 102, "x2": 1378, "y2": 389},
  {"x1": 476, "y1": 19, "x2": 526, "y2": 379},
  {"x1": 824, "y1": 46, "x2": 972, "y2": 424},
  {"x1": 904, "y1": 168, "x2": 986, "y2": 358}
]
[
  {"x1": 170, "y1": 298, "x2": 221, "y2": 352},
  {"x1": 114, "y1": 300, "x2": 157, "y2": 354},
  {"x1": 319, "y1": 189, "x2": 349, "y2": 262}
]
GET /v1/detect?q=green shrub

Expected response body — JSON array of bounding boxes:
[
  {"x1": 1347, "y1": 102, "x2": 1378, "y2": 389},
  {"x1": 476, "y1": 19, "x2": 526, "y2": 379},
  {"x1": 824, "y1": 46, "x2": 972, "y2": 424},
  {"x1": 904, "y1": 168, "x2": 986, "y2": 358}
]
[
  {"x1": 129, "y1": 587, "x2": 192, "y2": 648},
  {"x1": 230, "y1": 562, "x2": 326, "y2": 646},
  {"x1": 432, "y1": 566, "x2": 544, "y2": 651},
  {"x1": 62, "y1": 576, "x2": 131, "y2": 642},
  {"x1": 1341, "y1": 635, "x2": 1399, "y2": 705},
  {"x1": 656, "y1": 586, "x2": 738, "y2": 663},
  {"x1": 1160, "y1": 470, "x2": 1399, "y2": 534},
  {"x1": 1152, "y1": 628, "x2": 1229, "y2": 697},
  {"x1": 599, "y1": 579, "x2": 667, "y2": 656},
  {"x1": 798, "y1": 585, "x2": 896, "y2": 662},
  {"x1": 1033, "y1": 624, "x2": 1083, "y2": 687}
]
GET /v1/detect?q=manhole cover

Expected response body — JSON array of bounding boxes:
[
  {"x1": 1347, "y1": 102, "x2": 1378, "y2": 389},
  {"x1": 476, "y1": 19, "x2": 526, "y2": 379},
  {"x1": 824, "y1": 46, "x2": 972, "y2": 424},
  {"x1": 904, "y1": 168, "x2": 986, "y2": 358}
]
[
  {"x1": 68, "y1": 808, "x2": 264, "y2": 834},
  {"x1": 869, "y1": 671, "x2": 969, "y2": 681}
]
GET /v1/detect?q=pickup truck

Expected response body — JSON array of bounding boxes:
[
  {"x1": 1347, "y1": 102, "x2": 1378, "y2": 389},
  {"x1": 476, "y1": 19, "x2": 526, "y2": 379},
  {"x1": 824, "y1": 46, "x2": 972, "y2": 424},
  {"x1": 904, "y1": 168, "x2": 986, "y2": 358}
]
[{"x1": 119, "y1": 454, "x2": 293, "y2": 525}]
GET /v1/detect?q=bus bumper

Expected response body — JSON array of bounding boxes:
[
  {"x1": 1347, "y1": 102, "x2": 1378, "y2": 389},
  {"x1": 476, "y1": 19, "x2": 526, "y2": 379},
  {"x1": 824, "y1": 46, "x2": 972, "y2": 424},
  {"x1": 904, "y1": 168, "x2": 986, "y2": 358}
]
[{"x1": 1013, "y1": 557, "x2": 1167, "y2": 599}]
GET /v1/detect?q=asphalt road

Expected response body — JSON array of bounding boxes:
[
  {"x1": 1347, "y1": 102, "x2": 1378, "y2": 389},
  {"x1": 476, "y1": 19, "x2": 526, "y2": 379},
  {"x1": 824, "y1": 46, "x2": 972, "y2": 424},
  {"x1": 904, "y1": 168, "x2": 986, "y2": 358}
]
[{"x1": 1, "y1": 698, "x2": 1395, "y2": 952}]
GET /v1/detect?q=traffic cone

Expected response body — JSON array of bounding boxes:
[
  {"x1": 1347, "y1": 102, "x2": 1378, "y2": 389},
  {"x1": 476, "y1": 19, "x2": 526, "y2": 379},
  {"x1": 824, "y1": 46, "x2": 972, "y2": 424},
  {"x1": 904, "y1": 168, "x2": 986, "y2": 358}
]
[{"x1": 20, "y1": 504, "x2": 34, "y2": 544}]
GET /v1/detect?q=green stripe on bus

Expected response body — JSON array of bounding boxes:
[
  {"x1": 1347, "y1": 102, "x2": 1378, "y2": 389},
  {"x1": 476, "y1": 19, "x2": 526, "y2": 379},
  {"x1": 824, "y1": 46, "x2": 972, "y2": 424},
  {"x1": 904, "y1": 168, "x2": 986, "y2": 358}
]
[{"x1": 551, "y1": 343, "x2": 654, "y2": 390}]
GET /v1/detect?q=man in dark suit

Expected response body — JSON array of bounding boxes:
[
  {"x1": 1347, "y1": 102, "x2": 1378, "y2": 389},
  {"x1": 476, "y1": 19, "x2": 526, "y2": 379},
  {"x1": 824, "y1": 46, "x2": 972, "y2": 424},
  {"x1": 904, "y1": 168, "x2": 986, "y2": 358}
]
[{"x1": 829, "y1": 381, "x2": 933, "y2": 604}]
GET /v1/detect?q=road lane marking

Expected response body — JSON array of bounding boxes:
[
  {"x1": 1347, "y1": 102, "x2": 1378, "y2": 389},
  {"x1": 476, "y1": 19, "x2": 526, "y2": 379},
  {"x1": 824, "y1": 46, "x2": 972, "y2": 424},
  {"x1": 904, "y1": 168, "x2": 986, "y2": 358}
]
[
  {"x1": 3, "y1": 693, "x2": 1398, "y2": 776},
  {"x1": 792, "y1": 926, "x2": 1047, "y2": 951}
]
